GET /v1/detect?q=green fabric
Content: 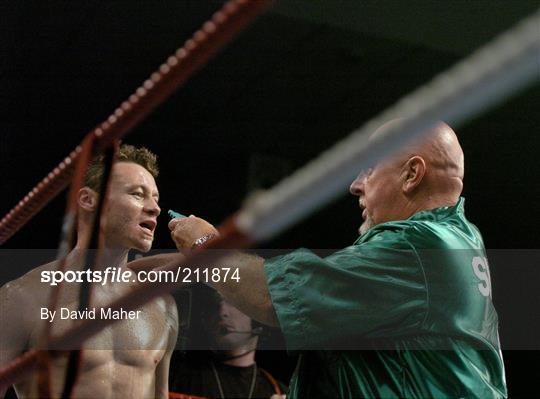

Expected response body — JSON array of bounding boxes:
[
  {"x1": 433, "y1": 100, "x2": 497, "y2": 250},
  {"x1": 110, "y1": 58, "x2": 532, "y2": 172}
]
[{"x1": 265, "y1": 198, "x2": 507, "y2": 398}]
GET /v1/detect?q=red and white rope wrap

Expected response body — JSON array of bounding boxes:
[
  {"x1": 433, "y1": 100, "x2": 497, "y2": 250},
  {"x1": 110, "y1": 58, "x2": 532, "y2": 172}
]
[{"x1": 0, "y1": 0, "x2": 274, "y2": 246}]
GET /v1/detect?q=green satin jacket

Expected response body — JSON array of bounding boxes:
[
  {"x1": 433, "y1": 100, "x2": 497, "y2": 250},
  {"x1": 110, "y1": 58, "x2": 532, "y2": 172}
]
[{"x1": 265, "y1": 198, "x2": 507, "y2": 398}]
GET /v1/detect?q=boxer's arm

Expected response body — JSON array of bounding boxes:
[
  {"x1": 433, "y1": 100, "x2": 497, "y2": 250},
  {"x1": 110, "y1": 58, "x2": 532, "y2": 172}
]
[
  {"x1": 0, "y1": 281, "x2": 31, "y2": 397},
  {"x1": 168, "y1": 216, "x2": 279, "y2": 327},
  {"x1": 154, "y1": 295, "x2": 178, "y2": 399}
]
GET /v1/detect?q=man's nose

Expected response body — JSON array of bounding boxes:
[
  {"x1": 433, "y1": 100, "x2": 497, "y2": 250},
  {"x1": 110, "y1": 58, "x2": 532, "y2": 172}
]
[
  {"x1": 349, "y1": 174, "x2": 365, "y2": 196},
  {"x1": 219, "y1": 301, "x2": 230, "y2": 318},
  {"x1": 145, "y1": 198, "x2": 161, "y2": 216}
]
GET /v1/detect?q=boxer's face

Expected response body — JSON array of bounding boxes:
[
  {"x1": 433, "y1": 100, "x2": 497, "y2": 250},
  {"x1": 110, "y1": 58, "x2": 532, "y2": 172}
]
[
  {"x1": 102, "y1": 162, "x2": 160, "y2": 252},
  {"x1": 349, "y1": 158, "x2": 403, "y2": 235}
]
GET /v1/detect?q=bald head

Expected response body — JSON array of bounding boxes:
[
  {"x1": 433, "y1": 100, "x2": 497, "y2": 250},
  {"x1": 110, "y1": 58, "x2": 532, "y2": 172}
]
[
  {"x1": 374, "y1": 120, "x2": 464, "y2": 199},
  {"x1": 350, "y1": 120, "x2": 465, "y2": 234}
]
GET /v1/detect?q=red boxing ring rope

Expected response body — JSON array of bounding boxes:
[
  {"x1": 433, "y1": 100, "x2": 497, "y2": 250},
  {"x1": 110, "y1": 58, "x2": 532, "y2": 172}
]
[
  {"x1": 0, "y1": 0, "x2": 274, "y2": 246},
  {"x1": 0, "y1": 0, "x2": 273, "y2": 392}
]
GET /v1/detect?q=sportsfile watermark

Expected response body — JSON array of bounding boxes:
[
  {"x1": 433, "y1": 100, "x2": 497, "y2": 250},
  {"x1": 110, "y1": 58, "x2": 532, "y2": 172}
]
[
  {"x1": 40, "y1": 266, "x2": 240, "y2": 286},
  {"x1": 0, "y1": 249, "x2": 538, "y2": 350}
]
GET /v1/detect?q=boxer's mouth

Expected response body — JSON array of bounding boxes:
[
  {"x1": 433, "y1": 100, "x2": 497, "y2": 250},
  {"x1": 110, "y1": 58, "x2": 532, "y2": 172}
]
[{"x1": 139, "y1": 220, "x2": 156, "y2": 234}]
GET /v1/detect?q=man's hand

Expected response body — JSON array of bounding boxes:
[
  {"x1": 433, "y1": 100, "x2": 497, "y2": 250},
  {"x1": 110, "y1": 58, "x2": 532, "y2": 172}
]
[{"x1": 168, "y1": 215, "x2": 219, "y2": 249}]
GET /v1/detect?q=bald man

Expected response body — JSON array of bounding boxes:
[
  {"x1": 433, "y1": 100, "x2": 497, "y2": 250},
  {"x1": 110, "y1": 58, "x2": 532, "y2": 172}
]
[{"x1": 169, "y1": 121, "x2": 507, "y2": 398}]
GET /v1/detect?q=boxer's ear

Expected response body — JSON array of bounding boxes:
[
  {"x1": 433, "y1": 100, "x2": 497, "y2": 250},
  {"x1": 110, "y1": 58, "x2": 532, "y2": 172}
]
[{"x1": 78, "y1": 187, "x2": 97, "y2": 212}]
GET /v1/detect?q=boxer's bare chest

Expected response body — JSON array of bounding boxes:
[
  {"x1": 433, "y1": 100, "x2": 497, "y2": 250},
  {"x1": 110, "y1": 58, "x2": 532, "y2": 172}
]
[{"x1": 29, "y1": 282, "x2": 171, "y2": 367}]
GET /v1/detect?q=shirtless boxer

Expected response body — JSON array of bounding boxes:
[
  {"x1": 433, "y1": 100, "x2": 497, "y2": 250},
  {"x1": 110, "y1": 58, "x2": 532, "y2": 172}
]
[{"x1": 0, "y1": 145, "x2": 178, "y2": 398}]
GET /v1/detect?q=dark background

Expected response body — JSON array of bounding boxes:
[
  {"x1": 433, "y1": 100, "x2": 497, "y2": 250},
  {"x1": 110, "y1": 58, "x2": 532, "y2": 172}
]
[{"x1": 1, "y1": 1, "x2": 539, "y2": 396}]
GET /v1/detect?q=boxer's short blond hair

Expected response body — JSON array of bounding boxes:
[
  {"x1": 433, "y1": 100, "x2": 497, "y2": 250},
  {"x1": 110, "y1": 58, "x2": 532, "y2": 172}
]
[{"x1": 84, "y1": 144, "x2": 159, "y2": 191}]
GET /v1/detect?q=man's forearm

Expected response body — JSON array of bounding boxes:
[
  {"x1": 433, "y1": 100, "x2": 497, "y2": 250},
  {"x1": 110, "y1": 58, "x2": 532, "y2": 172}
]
[
  {"x1": 129, "y1": 249, "x2": 279, "y2": 326},
  {"x1": 206, "y1": 251, "x2": 279, "y2": 327},
  {"x1": 167, "y1": 216, "x2": 279, "y2": 325}
]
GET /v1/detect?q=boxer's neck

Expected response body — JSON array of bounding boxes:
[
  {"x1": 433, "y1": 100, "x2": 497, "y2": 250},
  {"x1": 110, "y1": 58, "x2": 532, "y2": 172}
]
[{"x1": 70, "y1": 243, "x2": 129, "y2": 271}]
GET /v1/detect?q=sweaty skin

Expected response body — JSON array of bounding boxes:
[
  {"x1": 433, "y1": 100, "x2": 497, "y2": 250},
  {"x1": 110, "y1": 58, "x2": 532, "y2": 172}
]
[
  {"x1": 0, "y1": 162, "x2": 178, "y2": 399},
  {"x1": 168, "y1": 120, "x2": 465, "y2": 327}
]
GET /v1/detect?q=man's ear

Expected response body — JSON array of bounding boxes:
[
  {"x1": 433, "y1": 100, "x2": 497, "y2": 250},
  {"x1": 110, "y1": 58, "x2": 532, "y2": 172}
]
[
  {"x1": 78, "y1": 187, "x2": 98, "y2": 212},
  {"x1": 402, "y1": 156, "x2": 426, "y2": 193}
]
